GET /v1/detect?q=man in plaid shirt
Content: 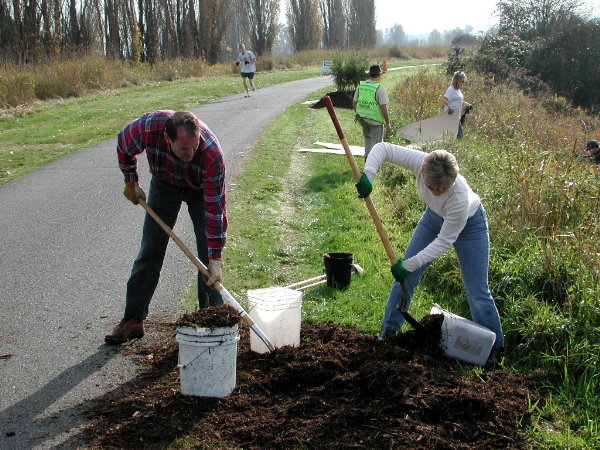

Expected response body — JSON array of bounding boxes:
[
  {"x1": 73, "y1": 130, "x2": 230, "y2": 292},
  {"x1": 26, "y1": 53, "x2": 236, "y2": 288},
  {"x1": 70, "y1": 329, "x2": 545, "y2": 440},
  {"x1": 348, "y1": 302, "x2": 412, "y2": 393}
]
[{"x1": 105, "y1": 111, "x2": 228, "y2": 344}]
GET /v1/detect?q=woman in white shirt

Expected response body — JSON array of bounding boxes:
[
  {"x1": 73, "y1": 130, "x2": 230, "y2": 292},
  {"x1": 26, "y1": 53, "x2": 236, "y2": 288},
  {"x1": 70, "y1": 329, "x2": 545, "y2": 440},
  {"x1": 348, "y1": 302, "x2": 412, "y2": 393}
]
[
  {"x1": 442, "y1": 71, "x2": 468, "y2": 139},
  {"x1": 356, "y1": 142, "x2": 504, "y2": 363}
]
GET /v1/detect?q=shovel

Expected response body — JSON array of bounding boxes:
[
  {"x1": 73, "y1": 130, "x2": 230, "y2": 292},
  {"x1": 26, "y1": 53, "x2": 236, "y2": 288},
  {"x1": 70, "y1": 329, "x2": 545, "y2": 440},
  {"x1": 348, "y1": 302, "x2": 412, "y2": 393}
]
[
  {"x1": 138, "y1": 198, "x2": 275, "y2": 351},
  {"x1": 322, "y1": 95, "x2": 426, "y2": 334}
]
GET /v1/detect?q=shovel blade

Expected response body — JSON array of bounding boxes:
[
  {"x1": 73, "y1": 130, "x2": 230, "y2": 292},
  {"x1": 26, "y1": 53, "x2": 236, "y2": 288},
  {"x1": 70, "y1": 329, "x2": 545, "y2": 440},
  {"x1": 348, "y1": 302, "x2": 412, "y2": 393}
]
[{"x1": 400, "y1": 310, "x2": 427, "y2": 334}]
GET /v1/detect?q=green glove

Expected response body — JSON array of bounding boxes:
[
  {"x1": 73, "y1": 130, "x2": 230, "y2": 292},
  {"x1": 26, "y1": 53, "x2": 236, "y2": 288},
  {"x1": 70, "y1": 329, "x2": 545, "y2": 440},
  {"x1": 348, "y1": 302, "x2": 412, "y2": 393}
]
[
  {"x1": 391, "y1": 259, "x2": 411, "y2": 282},
  {"x1": 447, "y1": 108, "x2": 455, "y2": 115},
  {"x1": 355, "y1": 173, "x2": 373, "y2": 198}
]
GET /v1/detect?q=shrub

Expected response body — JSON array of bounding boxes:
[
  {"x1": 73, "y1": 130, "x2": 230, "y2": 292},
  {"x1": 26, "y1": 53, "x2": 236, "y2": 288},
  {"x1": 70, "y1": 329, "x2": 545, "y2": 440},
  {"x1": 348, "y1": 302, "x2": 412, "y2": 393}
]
[
  {"x1": 0, "y1": 72, "x2": 36, "y2": 107},
  {"x1": 390, "y1": 68, "x2": 446, "y2": 124},
  {"x1": 35, "y1": 60, "x2": 84, "y2": 99},
  {"x1": 257, "y1": 54, "x2": 274, "y2": 72},
  {"x1": 81, "y1": 57, "x2": 124, "y2": 89},
  {"x1": 330, "y1": 53, "x2": 369, "y2": 92}
]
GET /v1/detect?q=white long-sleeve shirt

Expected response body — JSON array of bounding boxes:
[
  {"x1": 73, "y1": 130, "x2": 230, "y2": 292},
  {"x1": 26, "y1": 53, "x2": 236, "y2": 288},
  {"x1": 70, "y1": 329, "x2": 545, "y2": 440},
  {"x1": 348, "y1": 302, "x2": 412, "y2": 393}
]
[{"x1": 363, "y1": 142, "x2": 481, "y2": 272}]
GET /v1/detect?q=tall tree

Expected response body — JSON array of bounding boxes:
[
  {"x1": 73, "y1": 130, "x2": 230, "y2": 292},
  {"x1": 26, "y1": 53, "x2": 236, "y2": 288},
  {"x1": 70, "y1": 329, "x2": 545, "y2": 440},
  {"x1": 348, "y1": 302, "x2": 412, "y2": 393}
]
[
  {"x1": 385, "y1": 24, "x2": 406, "y2": 46},
  {"x1": 495, "y1": 0, "x2": 580, "y2": 38},
  {"x1": 427, "y1": 29, "x2": 443, "y2": 47},
  {"x1": 198, "y1": 0, "x2": 234, "y2": 63},
  {"x1": 346, "y1": 0, "x2": 375, "y2": 48},
  {"x1": 104, "y1": 0, "x2": 122, "y2": 59},
  {"x1": 320, "y1": 0, "x2": 346, "y2": 48},
  {"x1": 286, "y1": 0, "x2": 322, "y2": 52},
  {"x1": 240, "y1": 0, "x2": 279, "y2": 55}
]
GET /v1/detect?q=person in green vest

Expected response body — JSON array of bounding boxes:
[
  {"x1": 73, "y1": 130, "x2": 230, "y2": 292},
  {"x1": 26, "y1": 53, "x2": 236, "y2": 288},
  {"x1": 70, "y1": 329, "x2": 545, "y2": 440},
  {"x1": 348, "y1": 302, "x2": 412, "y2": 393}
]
[{"x1": 353, "y1": 65, "x2": 392, "y2": 159}]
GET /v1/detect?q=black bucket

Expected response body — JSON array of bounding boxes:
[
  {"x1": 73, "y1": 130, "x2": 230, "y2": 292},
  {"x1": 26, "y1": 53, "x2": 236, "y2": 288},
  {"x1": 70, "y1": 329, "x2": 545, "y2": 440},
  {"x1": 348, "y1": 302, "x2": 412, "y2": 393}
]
[{"x1": 323, "y1": 252, "x2": 354, "y2": 290}]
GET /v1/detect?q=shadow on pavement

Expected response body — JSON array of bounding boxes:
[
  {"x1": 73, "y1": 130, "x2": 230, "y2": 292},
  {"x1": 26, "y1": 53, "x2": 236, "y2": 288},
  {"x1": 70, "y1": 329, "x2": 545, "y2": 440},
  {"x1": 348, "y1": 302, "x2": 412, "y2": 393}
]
[{"x1": 0, "y1": 345, "x2": 124, "y2": 449}]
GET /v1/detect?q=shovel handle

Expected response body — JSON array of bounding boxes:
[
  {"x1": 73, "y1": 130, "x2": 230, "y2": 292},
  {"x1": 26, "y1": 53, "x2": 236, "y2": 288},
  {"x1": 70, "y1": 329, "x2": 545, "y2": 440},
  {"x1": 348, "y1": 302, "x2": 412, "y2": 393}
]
[
  {"x1": 322, "y1": 96, "x2": 398, "y2": 265},
  {"x1": 137, "y1": 198, "x2": 275, "y2": 351}
]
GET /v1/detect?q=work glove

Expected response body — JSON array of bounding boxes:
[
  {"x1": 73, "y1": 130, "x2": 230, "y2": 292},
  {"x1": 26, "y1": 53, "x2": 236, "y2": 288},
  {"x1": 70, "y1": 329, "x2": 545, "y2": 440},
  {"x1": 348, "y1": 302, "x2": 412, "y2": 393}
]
[
  {"x1": 235, "y1": 61, "x2": 240, "y2": 66},
  {"x1": 355, "y1": 173, "x2": 373, "y2": 198},
  {"x1": 123, "y1": 181, "x2": 146, "y2": 205},
  {"x1": 391, "y1": 259, "x2": 411, "y2": 282},
  {"x1": 447, "y1": 108, "x2": 455, "y2": 115},
  {"x1": 464, "y1": 102, "x2": 473, "y2": 113},
  {"x1": 206, "y1": 258, "x2": 223, "y2": 287}
]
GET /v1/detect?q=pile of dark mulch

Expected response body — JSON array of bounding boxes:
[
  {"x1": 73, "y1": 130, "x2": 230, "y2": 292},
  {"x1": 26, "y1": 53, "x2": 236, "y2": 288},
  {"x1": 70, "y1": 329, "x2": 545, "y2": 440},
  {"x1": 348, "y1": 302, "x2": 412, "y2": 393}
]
[
  {"x1": 82, "y1": 311, "x2": 541, "y2": 449},
  {"x1": 176, "y1": 305, "x2": 240, "y2": 328},
  {"x1": 312, "y1": 90, "x2": 355, "y2": 109}
]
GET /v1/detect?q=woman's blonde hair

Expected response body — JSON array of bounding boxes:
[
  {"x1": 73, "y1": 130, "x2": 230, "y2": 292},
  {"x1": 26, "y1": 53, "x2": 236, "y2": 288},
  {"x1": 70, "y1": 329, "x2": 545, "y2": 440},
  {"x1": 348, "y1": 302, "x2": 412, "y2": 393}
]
[
  {"x1": 452, "y1": 71, "x2": 467, "y2": 89},
  {"x1": 422, "y1": 150, "x2": 459, "y2": 187}
]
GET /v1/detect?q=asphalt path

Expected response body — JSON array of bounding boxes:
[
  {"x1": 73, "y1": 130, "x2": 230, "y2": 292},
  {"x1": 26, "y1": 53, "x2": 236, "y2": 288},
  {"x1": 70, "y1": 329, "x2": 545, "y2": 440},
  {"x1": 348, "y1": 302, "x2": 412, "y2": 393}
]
[{"x1": 0, "y1": 75, "x2": 334, "y2": 449}]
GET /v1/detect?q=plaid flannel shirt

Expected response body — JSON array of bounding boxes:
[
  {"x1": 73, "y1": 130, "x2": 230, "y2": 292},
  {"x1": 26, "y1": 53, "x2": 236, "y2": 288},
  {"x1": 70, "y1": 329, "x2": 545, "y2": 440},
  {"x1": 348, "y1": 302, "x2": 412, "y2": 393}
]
[{"x1": 117, "y1": 110, "x2": 227, "y2": 258}]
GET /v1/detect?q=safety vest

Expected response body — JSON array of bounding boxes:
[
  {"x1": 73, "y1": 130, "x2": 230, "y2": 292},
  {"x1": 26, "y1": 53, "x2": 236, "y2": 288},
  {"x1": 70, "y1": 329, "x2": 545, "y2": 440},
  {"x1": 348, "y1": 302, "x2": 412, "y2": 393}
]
[{"x1": 356, "y1": 81, "x2": 384, "y2": 123}]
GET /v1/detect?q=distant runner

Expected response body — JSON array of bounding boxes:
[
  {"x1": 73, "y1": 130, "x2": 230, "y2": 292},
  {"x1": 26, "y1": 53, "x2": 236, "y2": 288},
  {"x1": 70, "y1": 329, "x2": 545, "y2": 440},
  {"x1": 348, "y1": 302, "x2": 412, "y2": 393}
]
[{"x1": 236, "y1": 43, "x2": 257, "y2": 98}]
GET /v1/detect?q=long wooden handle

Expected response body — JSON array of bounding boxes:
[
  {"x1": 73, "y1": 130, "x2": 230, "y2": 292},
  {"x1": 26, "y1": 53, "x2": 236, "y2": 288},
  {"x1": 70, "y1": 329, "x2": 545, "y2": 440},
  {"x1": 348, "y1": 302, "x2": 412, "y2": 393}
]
[
  {"x1": 137, "y1": 198, "x2": 276, "y2": 350},
  {"x1": 323, "y1": 96, "x2": 398, "y2": 265}
]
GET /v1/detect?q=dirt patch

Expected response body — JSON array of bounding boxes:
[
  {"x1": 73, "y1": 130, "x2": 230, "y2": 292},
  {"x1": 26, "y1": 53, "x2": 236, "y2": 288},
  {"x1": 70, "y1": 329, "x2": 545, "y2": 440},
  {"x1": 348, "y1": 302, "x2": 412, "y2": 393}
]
[
  {"x1": 82, "y1": 310, "x2": 541, "y2": 449},
  {"x1": 312, "y1": 90, "x2": 355, "y2": 109}
]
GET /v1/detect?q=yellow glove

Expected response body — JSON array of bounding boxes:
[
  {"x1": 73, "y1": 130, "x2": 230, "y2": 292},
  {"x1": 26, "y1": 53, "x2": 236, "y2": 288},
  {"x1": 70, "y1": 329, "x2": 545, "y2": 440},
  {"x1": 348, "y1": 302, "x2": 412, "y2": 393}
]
[
  {"x1": 206, "y1": 259, "x2": 223, "y2": 287},
  {"x1": 123, "y1": 181, "x2": 146, "y2": 205}
]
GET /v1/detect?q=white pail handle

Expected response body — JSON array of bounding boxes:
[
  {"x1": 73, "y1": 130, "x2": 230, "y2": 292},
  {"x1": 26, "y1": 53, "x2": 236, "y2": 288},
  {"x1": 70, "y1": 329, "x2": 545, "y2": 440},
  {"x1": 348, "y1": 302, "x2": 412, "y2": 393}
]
[{"x1": 177, "y1": 345, "x2": 215, "y2": 369}]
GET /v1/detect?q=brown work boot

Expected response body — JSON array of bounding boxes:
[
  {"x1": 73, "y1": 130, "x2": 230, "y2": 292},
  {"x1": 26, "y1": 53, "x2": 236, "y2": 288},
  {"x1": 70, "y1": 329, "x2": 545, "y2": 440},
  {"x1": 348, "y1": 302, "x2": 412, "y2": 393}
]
[{"x1": 104, "y1": 319, "x2": 144, "y2": 345}]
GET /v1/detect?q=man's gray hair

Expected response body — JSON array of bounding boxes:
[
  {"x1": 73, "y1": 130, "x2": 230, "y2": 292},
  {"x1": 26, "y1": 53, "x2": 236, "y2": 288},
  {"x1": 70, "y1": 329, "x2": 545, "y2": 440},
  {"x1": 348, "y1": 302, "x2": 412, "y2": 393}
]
[{"x1": 422, "y1": 150, "x2": 459, "y2": 187}]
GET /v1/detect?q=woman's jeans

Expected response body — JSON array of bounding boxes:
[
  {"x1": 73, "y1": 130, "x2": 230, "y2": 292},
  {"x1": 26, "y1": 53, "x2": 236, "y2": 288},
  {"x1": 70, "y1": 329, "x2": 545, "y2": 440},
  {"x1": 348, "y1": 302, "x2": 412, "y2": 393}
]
[
  {"x1": 124, "y1": 177, "x2": 222, "y2": 320},
  {"x1": 382, "y1": 206, "x2": 504, "y2": 348}
]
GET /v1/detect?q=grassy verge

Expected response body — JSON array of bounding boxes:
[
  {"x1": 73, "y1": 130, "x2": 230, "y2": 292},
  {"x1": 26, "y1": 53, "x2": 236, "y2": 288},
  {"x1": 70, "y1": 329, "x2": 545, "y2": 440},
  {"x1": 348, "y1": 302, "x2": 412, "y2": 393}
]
[{"x1": 186, "y1": 67, "x2": 599, "y2": 447}]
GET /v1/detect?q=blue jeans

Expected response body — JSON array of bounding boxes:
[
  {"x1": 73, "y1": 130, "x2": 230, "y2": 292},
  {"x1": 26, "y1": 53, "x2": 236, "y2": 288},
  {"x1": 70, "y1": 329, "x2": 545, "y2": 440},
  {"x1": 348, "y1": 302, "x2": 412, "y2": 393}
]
[
  {"x1": 382, "y1": 206, "x2": 504, "y2": 348},
  {"x1": 124, "y1": 177, "x2": 222, "y2": 320}
]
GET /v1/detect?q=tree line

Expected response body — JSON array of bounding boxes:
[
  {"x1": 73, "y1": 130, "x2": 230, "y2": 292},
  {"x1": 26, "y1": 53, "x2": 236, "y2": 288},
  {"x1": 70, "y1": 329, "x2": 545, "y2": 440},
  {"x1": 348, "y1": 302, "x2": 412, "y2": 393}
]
[{"x1": 0, "y1": 0, "x2": 376, "y2": 64}]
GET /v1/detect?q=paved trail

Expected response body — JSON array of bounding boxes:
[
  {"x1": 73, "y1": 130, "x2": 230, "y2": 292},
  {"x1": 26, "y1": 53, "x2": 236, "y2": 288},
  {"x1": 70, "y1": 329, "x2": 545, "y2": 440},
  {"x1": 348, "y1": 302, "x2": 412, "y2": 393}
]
[{"x1": 0, "y1": 76, "x2": 333, "y2": 449}]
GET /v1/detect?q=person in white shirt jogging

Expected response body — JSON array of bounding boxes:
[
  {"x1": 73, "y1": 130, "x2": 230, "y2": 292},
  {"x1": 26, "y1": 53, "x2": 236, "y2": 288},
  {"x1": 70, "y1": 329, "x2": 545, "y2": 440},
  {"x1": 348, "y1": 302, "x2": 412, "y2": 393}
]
[
  {"x1": 355, "y1": 142, "x2": 505, "y2": 365},
  {"x1": 236, "y1": 43, "x2": 257, "y2": 98},
  {"x1": 442, "y1": 71, "x2": 472, "y2": 139}
]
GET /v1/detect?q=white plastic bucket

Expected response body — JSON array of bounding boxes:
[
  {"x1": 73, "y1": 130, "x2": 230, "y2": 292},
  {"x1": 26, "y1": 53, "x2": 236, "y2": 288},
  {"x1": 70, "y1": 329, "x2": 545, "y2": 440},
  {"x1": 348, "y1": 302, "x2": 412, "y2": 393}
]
[
  {"x1": 248, "y1": 287, "x2": 302, "y2": 354},
  {"x1": 431, "y1": 303, "x2": 496, "y2": 366},
  {"x1": 176, "y1": 324, "x2": 240, "y2": 397}
]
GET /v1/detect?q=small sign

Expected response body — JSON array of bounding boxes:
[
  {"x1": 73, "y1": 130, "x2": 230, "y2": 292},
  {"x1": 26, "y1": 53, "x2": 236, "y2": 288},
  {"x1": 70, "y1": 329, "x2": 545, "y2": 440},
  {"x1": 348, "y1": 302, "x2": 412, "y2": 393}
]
[{"x1": 322, "y1": 60, "x2": 333, "y2": 75}]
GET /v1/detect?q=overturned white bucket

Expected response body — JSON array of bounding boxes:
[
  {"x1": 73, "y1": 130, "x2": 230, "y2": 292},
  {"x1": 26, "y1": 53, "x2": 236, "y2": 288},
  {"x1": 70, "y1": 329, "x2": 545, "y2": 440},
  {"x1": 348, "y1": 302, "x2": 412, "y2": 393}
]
[
  {"x1": 431, "y1": 303, "x2": 496, "y2": 366},
  {"x1": 176, "y1": 324, "x2": 240, "y2": 397},
  {"x1": 248, "y1": 287, "x2": 302, "y2": 354}
]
